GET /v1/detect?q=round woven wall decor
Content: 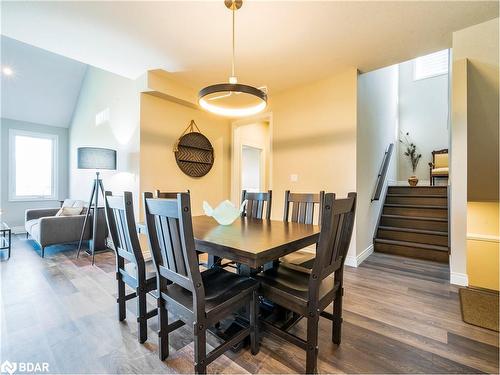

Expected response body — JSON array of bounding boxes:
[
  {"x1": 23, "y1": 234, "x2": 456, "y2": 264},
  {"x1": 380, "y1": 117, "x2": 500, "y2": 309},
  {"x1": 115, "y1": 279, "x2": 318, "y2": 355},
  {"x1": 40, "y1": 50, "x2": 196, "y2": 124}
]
[{"x1": 174, "y1": 121, "x2": 214, "y2": 177}]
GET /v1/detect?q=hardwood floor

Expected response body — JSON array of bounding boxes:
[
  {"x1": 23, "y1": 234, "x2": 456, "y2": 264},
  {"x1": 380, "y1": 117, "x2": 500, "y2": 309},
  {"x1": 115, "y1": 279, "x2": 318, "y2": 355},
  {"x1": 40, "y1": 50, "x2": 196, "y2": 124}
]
[{"x1": 1, "y1": 236, "x2": 498, "y2": 374}]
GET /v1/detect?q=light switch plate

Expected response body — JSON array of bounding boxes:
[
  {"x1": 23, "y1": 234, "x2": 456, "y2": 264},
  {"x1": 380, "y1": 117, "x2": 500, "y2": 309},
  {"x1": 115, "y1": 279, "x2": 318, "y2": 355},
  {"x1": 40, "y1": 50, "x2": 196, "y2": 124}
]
[{"x1": 290, "y1": 174, "x2": 298, "y2": 182}]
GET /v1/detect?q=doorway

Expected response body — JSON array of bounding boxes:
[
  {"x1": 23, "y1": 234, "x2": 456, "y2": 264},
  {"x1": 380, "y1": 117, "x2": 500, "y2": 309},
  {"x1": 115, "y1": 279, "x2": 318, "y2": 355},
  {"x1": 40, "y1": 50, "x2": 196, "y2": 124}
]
[
  {"x1": 231, "y1": 116, "x2": 272, "y2": 204},
  {"x1": 241, "y1": 145, "x2": 263, "y2": 193}
]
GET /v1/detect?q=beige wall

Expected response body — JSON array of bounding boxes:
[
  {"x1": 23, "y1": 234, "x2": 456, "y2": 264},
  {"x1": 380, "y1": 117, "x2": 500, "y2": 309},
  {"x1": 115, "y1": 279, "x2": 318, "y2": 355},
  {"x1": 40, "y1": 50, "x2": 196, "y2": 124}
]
[
  {"x1": 467, "y1": 201, "x2": 499, "y2": 290},
  {"x1": 450, "y1": 18, "x2": 499, "y2": 285},
  {"x1": 356, "y1": 64, "x2": 399, "y2": 264},
  {"x1": 267, "y1": 68, "x2": 358, "y2": 259},
  {"x1": 139, "y1": 93, "x2": 231, "y2": 218},
  {"x1": 69, "y1": 66, "x2": 140, "y2": 212},
  {"x1": 453, "y1": 18, "x2": 499, "y2": 201}
]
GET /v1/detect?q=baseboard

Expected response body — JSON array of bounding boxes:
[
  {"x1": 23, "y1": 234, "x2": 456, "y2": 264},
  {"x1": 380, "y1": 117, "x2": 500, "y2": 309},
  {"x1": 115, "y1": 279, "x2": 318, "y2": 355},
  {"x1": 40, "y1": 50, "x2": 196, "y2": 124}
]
[
  {"x1": 345, "y1": 244, "x2": 374, "y2": 268},
  {"x1": 358, "y1": 244, "x2": 374, "y2": 265},
  {"x1": 344, "y1": 255, "x2": 357, "y2": 267},
  {"x1": 450, "y1": 272, "x2": 469, "y2": 286},
  {"x1": 10, "y1": 226, "x2": 26, "y2": 234}
]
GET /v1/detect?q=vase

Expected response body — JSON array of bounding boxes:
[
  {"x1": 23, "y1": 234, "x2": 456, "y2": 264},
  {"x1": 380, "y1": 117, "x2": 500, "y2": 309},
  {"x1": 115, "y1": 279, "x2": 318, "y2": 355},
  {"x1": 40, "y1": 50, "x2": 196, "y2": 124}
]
[
  {"x1": 203, "y1": 200, "x2": 246, "y2": 225},
  {"x1": 408, "y1": 175, "x2": 419, "y2": 187}
]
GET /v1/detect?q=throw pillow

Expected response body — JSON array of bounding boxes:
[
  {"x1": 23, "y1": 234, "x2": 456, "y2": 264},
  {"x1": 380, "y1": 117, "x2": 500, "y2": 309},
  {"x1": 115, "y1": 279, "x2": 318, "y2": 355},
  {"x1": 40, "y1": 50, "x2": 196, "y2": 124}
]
[{"x1": 55, "y1": 207, "x2": 83, "y2": 217}]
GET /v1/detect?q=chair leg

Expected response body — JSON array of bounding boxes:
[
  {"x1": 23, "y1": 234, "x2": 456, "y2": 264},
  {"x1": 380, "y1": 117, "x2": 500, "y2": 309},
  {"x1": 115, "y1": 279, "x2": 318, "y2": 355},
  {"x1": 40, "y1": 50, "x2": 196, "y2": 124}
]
[
  {"x1": 332, "y1": 287, "x2": 343, "y2": 345},
  {"x1": 26, "y1": 232, "x2": 29, "y2": 239},
  {"x1": 137, "y1": 290, "x2": 147, "y2": 344},
  {"x1": 193, "y1": 322, "x2": 207, "y2": 374},
  {"x1": 117, "y1": 277, "x2": 126, "y2": 322},
  {"x1": 250, "y1": 290, "x2": 260, "y2": 355},
  {"x1": 158, "y1": 299, "x2": 169, "y2": 360},
  {"x1": 306, "y1": 313, "x2": 319, "y2": 374}
]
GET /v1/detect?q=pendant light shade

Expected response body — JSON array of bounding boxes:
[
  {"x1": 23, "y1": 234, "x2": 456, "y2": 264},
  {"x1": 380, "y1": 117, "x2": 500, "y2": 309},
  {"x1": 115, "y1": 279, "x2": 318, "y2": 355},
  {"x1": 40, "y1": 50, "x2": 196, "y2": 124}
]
[
  {"x1": 199, "y1": 83, "x2": 267, "y2": 117},
  {"x1": 198, "y1": 0, "x2": 267, "y2": 117}
]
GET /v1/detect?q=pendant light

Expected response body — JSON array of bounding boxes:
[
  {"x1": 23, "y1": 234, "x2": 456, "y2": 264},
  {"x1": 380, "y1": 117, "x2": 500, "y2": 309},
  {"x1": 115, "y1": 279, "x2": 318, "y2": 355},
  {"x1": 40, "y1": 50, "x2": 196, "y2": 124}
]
[{"x1": 198, "y1": 0, "x2": 267, "y2": 117}]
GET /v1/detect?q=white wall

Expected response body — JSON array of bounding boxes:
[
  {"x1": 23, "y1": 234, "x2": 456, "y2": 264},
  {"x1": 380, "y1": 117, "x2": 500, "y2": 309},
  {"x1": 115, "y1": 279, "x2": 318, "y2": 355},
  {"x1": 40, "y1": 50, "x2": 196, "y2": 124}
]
[
  {"x1": 356, "y1": 65, "x2": 399, "y2": 266},
  {"x1": 69, "y1": 66, "x2": 140, "y2": 212},
  {"x1": 0, "y1": 118, "x2": 69, "y2": 229},
  {"x1": 398, "y1": 59, "x2": 449, "y2": 182}
]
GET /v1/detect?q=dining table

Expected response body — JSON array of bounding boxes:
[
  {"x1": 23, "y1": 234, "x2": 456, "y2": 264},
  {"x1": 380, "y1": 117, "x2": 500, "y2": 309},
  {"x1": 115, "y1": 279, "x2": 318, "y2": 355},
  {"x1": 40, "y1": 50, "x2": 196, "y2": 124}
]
[
  {"x1": 138, "y1": 215, "x2": 320, "y2": 273},
  {"x1": 137, "y1": 215, "x2": 321, "y2": 349}
]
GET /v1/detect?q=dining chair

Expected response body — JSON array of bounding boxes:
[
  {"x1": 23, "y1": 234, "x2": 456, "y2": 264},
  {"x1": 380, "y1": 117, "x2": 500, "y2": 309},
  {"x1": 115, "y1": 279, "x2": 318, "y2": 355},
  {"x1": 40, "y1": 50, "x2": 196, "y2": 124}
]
[
  {"x1": 281, "y1": 190, "x2": 325, "y2": 267},
  {"x1": 143, "y1": 192, "x2": 260, "y2": 374},
  {"x1": 104, "y1": 191, "x2": 158, "y2": 344},
  {"x1": 257, "y1": 192, "x2": 357, "y2": 374},
  {"x1": 155, "y1": 189, "x2": 190, "y2": 198},
  {"x1": 155, "y1": 189, "x2": 210, "y2": 265},
  {"x1": 241, "y1": 190, "x2": 272, "y2": 219},
  {"x1": 215, "y1": 189, "x2": 273, "y2": 270},
  {"x1": 283, "y1": 190, "x2": 325, "y2": 224}
]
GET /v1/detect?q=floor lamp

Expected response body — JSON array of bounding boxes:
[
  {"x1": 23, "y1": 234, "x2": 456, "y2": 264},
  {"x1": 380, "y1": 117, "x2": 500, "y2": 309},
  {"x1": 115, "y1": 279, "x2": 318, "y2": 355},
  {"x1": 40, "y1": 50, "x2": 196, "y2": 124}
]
[{"x1": 76, "y1": 147, "x2": 116, "y2": 264}]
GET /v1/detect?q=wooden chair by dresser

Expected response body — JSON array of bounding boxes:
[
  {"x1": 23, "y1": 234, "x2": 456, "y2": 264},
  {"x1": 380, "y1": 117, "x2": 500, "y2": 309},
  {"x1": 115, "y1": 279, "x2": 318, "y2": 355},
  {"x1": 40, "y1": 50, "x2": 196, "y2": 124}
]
[
  {"x1": 143, "y1": 192, "x2": 260, "y2": 374},
  {"x1": 281, "y1": 190, "x2": 325, "y2": 267},
  {"x1": 429, "y1": 149, "x2": 449, "y2": 186},
  {"x1": 241, "y1": 190, "x2": 272, "y2": 219},
  {"x1": 104, "y1": 191, "x2": 157, "y2": 344},
  {"x1": 257, "y1": 192, "x2": 357, "y2": 373}
]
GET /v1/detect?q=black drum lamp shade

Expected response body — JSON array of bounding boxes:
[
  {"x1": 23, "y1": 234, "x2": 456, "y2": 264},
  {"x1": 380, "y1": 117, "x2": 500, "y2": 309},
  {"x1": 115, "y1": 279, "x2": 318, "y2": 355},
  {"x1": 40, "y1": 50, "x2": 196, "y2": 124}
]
[{"x1": 77, "y1": 147, "x2": 116, "y2": 170}]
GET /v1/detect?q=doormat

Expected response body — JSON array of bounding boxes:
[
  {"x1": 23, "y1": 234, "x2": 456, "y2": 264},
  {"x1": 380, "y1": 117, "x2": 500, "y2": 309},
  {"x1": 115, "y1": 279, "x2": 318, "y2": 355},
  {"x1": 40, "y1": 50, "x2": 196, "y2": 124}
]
[{"x1": 459, "y1": 287, "x2": 499, "y2": 332}]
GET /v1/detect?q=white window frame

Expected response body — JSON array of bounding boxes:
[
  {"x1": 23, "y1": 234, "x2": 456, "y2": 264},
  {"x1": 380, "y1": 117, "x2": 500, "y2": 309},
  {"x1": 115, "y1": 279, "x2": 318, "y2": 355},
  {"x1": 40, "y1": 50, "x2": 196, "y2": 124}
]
[
  {"x1": 413, "y1": 49, "x2": 449, "y2": 81},
  {"x1": 9, "y1": 129, "x2": 59, "y2": 202}
]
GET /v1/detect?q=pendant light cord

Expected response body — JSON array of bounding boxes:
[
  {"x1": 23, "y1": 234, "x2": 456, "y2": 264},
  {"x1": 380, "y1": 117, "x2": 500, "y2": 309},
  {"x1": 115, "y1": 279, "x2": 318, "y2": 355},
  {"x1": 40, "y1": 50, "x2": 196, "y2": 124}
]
[{"x1": 232, "y1": 5, "x2": 236, "y2": 78}]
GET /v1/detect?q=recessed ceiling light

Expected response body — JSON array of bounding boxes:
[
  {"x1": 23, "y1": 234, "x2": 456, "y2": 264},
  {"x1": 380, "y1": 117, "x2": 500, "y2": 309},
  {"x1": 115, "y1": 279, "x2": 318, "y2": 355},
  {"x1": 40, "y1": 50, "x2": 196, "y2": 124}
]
[{"x1": 2, "y1": 66, "x2": 13, "y2": 76}]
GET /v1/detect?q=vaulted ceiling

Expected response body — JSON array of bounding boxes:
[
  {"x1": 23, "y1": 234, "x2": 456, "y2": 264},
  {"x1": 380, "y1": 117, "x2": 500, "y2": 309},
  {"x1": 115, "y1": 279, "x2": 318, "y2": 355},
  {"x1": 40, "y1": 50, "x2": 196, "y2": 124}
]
[
  {"x1": 1, "y1": 1, "x2": 498, "y2": 94},
  {"x1": 1, "y1": 36, "x2": 87, "y2": 128}
]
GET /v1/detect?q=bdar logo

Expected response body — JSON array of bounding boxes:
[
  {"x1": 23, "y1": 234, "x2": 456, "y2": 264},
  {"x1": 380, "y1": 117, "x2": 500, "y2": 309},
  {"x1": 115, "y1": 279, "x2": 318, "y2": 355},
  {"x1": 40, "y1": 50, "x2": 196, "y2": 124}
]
[{"x1": 0, "y1": 361, "x2": 17, "y2": 375}]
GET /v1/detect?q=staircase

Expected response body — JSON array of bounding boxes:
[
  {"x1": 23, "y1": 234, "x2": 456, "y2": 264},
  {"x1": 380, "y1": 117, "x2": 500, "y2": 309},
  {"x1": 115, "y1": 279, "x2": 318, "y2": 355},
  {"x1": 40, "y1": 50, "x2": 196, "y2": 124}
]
[{"x1": 374, "y1": 186, "x2": 449, "y2": 263}]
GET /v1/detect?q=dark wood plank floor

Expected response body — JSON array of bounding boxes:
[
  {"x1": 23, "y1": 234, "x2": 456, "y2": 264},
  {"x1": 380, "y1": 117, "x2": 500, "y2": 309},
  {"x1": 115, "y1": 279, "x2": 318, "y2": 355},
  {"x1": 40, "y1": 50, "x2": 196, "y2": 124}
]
[{"x1": 1, "y1": 236, "x2": 498, "y2": 374}]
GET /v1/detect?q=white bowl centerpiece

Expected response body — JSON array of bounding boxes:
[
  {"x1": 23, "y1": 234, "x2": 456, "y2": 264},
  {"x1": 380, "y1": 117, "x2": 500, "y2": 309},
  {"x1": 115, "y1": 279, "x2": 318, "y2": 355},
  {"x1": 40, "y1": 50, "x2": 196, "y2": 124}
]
[{"x1": 203, "y1": 200, "x2": 246, "y2": 225}]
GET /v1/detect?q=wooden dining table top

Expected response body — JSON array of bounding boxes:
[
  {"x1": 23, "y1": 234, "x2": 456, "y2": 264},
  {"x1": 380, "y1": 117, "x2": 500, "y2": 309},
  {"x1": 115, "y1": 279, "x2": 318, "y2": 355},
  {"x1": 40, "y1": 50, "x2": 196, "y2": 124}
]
[
  {"x1": 191, "y1": 216, "x2": 320, "y2": 268},
  {"x1": 138, "y1": 216, "x2": 320, "y2": 268}
]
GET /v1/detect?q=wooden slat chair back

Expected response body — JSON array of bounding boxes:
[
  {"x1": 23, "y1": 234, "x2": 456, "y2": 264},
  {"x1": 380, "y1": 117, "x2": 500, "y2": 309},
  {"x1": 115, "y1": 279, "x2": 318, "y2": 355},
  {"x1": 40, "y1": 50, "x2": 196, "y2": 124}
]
[
  {"x1": 154, "y1": 189, "x2": 208, "y2": 267},
  {"x1": 280, "y1": 190, "x2": 325, "y2": 268},
  {"x1": 241, "y1": 190, "x2": 272, "y2": 220},
  {"x1": 257, "y1": 192, "x2": 357, "y2": 373},
  {"x1": 283, "y1": 190, "x2": 325, "y2": 225},
  {"x1": 104, "y1": 191, "x2": 157, "y2": 344},
  {"x1": 311, "y1": 192, "x2": 357, "y2": 304},
  {"x1": 143, "y1": 192, "x2": 259, "y2": 373},
  {"x1": 145, "y1": 193, "x2": 201, "y2": 296},
  {"x1": 156, "y1": 189, "x2": 190, "y2": 198}
]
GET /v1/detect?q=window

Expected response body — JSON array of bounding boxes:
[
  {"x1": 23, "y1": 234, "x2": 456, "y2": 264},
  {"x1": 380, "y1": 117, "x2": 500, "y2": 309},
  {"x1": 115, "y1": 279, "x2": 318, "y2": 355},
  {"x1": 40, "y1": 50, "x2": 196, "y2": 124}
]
[
  {"x1": 9, "y1": 130, "x2": 58, "y2": 201},
  {"x1": 413, "y1": 49, "x2": 449, "y2": 80}
]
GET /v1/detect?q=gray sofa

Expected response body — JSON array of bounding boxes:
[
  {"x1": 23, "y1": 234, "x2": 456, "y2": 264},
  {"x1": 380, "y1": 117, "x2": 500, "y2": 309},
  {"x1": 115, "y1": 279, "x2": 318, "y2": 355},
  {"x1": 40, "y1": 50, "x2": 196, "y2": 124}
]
[{"x1": 25, "y1": 199, "x2": 106, "y2": 258}]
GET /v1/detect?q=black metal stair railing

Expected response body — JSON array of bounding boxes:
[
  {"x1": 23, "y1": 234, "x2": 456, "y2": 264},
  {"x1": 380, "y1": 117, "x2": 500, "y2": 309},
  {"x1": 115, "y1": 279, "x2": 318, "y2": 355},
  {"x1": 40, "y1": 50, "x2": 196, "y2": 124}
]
[{"x1": 371, "y1": 143, "x2": 394, "y2": 202}]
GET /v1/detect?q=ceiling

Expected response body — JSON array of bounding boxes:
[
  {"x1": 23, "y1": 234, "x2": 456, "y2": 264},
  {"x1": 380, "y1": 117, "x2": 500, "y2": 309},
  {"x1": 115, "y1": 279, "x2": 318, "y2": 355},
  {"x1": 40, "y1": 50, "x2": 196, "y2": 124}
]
[
  {"x1": 1, "y1": 36, "x2": 87, "y2": 128},
  {"x1": 1, "y1": 1, "x2": 498, "y2": 94}
]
